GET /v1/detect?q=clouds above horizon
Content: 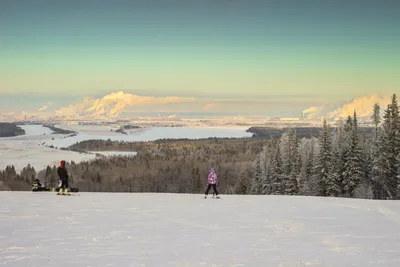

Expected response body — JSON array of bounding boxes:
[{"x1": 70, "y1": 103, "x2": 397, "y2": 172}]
[{"x1": 14, "y1": 91, "x2": 390, "y2": 121}]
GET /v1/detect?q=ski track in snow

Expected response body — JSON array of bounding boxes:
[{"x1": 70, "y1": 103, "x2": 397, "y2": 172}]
[{"x1": 0, "y1": 192, "x2": 400, "y2": 267}]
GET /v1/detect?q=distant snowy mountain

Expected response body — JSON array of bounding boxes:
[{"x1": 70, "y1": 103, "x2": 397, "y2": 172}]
[{"x1": 1, "y1": 192, "x2": 399, "y2": 267}]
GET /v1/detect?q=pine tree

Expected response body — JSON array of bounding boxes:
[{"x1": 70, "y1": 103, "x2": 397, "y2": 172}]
[
  {"x1": 305, "y1": 145, "x2": 314, "y2": 178},
  {"x1": 285, "y1": 130, "x2": 300, "y2": 195},
  {"x1": 390, "y1": 95, "x2": 400, "y2": 198},
  {"x1": 235, "y1": 167, "x2": 251, "y2": 194},
  {"x1": 313, "y1": 119, "x2": 333, "y2": 196},
  {"x1": 397, "y1": 155, "x2": 400, "y2": 199},
  {"x1": 250, "y1": 154, "x2": 262, "y2": 194},
  {"x1": 298, "y1": 138, "x2": 316, "y2": 195},
  {"x1": 344, "y1": 115, "x2": 353, "y2": 132},
  {"x1": 370, "y1": 103, "x2": 383, "y2": 198},
  {"x1": 372, "y1": 126, "x2": 392, "y2": 198},
  {"x1": 269, "y1": 141, "x2": 283, "y2": 194},
  {"x1": 371, "y1": 103, "x2": 381, "y2": 142},
  {"x1": 342, "y1": 111, "x2": 364, "y2": 197},
  {"x1": 334, "y1": 118, "x2": 346, "y2": 194},
  {"x1": 262, "y1": 168, "x2": 272, "y2": 195},
  {"x1": 326, "y1": 147, "x2": 342, "y2": 197},
  {"x1": 372, "y1": 96, "x2": 399, "y2": 199},
  {"x1": 261, "y1": 141, "x2": 276, "y2": 195}
]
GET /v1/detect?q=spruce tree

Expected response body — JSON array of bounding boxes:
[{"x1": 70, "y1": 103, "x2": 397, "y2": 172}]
[
  {"x1": 268, "y1": 141, "x2": 283, "y2": 194},
  {"x1": 250, "y1": 154, "x2": 262, "y2": 194},
  {"x1": 280, "y1": 131, "x2": 292, "y2": 176},
  {"x1": 313, "y1": 119, "x2": 332, "y2": 196},
  {"x1": 285, "y1": 130, "x2": 300, "y2": 195},
  {"x1": 372, "y1": 95, "x2": 399, "y2": 199},
  {"x1": 261, "y1": 141, "x2": 275, "y2": 195},
  {"x1": 390, "y1": 95, "x2": 400, "y2": 198},
  {"x1": 262, "y1": 167, "x2": 272, "y2": 195},
  {"x1": 342, "y1": 111, "x2": 364, "y2": 197},
  {"x1": 372, "y1": 126, "x2": 392, "y2": 198},
  {"x1": 335, "y1": 118, "x2": 346, "y2": 194},
  {"x1": 397, "y1": 155, "x2": 400, "y2": 199},
  {"x1": 299, "y1": 137, "x2": 317, "y2": 195},
  {"x1": 371, "y1": 103, "x2": 381, "y2": 142},
  {"x1": 235, "y1": 167, "x2": 251, "y2": 194},
  {"x1": 326, "y1": 147, "x2": 342, "y2": 197}
]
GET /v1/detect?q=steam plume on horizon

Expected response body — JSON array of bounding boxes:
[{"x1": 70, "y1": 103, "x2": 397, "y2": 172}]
[
  {"x1": 37, "y1": 102, "x2": 53, "y2": 112},
  {"x1": 56, "y1": 91, "x2": 196, "y2": 118},
  {"x1": 203, "y1": 103, "x2": 217, "y2": 110},
  {"x1": 302, "y1": 94, "x2": 393, "y2": 121}
]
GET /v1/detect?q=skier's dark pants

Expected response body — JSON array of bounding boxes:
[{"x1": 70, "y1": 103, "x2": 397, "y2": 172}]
[
  {"x1": 205, "y1": 184, "x2": 218, "y2": 195},
  {"x1": 61, "y1": 179, "x2": 68, "y2": 189}
]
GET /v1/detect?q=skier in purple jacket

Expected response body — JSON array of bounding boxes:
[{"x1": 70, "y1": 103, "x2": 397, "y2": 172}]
[{"x1": 204, "y1": 168, "x2": 220, "y2": 198}]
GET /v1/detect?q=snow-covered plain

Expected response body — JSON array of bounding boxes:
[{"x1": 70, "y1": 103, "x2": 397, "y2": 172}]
[
  {"x1": 91, "y1": 151, "x2": 138, "y2": 157},
  {"x1": 0, "y1": 125, "x2": 251, "y2": 172},
  {"x1": 1, "y1": 192, "x2": 400, "y2": 267},
  {"x1": 0, "y1": 125, "x2": 96, "y2": 172}
]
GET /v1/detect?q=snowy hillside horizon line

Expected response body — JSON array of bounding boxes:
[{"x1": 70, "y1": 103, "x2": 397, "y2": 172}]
[{"x1": 2, "y1": 190, "x2": 400, "y2": 201}]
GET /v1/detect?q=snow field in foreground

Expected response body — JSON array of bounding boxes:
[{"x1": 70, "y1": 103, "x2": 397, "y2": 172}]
[{"x1": 1, "y1": 192, "x2": 400, "y2": 267}]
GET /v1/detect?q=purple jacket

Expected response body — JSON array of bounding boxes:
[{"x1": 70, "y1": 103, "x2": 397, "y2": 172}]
[{"x1": 207, "y1": 168, "x2": 218, "y2": 185}]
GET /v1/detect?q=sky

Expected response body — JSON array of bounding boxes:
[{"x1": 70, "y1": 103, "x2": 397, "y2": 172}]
[{"x1": 1, "y1": 0, "x2": 400, "y2": 117}]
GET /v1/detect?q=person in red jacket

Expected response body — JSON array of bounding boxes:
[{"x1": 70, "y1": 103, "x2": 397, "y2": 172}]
[{"x1": 57, "y1": 160, "x2": 70, "y2": 195}]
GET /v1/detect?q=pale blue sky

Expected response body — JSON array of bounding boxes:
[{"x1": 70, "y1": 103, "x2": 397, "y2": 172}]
[{"x1": 1, "y1": 0, "x2": 399, "y2": 115}]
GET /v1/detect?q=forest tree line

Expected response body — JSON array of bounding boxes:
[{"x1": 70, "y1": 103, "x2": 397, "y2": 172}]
[
  {"x1": 248, "y1": 94, "x2": 400, "y2": 200},
  {"x1": 1, "y1": 94, "x2": 400, "y2": 199},
  {"x1": 0, "y1": 138, "x2": 265, "y2": 193},
  {"x1": 0, "y1": 122, "x2": 25, "y2": 137}
]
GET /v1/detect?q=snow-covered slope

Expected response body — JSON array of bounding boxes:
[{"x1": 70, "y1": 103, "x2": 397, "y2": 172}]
[{"x1": 1, "y1": 192, "x2": 399, "y2": 267}]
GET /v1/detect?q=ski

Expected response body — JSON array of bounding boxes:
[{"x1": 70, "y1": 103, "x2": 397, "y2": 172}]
[{"x1": 56, "y1": 193, "x2": 80, "y2": 196}]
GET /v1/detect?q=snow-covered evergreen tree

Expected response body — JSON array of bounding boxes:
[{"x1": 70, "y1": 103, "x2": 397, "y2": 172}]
[
  {"x1": 371, "y1": 102, "x2": 381, "y2": 142},
  {"x1": 269, "y1": 140, "x2": 283, "y2": 194},
  {"x1": 313, "y1": 119, "x2": 333, "y2": 196},
  {"x1": 326, "y1": 147, "x2": 342, "y2": 197},
  {"x1": 261, "y1": 141, "x2": 275, "y2": 195},
  {"x1": 250, "y1": 154, "x2": 262, "y2": 194},
  {"x1": 280, "y1": 132, "x2": 291, "y2": 176},
  {"x1": 390, "y1": 95, "x2": 400, "y2": 198},
  {"x1": 342, "y1": 111, "x2": 364, "y2": 197},
  {"x1": 285, "y1": 130, "x2": 300, "y2": 195},
  {"x1": 298, "y1": 137, "x2": 317, "y2": 195},
  {"x1": 334, "y1": 118, "x2": 346, "y2": 194},
  {"x1": 235, "y1": 167, "x2": 251, "y2": 195},
  {"x1": 372, "y1": 95, "x2": 399, "y2": 199},
  {"x1": 361, "y1": 130, "x2": 373, "y2": 187},
  {"x1": 372, "y1": 126, "x2": 392, "y2": 198},
  {"x1": 397, "y1": 155, "x2": 400, "y2": 199}
]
